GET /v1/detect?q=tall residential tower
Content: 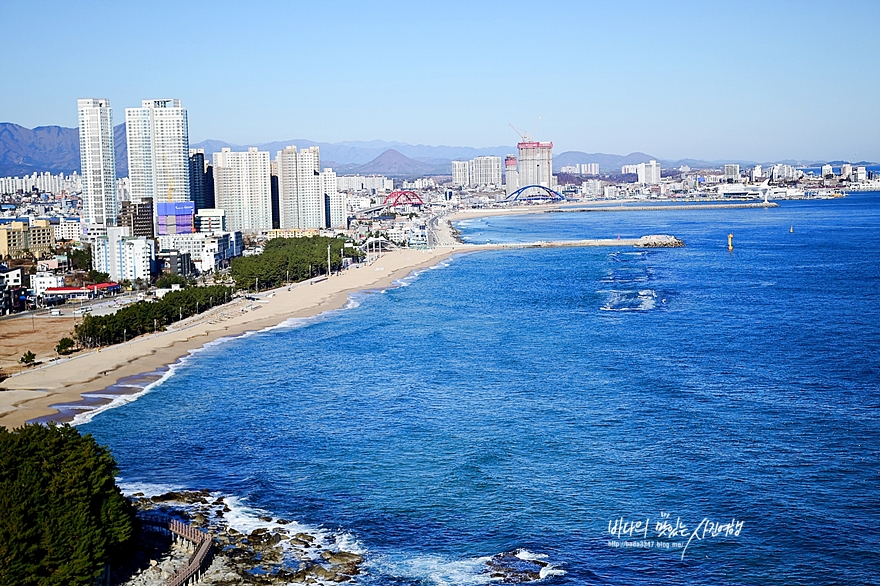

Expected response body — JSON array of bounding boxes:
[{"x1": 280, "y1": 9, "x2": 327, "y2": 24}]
[
  {"x1": 77, "y1": 98, "x2": 117, "y2": 227},
  {"x1": 212, "y1": 147, "x2": 272, "y2": 233},
  {"x1": 125, "y1": 99, "x2": 191, "y2": 235}
]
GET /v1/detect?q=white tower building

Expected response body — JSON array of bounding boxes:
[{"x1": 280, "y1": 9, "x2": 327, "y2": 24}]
[
  {"x1": 275, "y1": 146, "x2": 343, "y2": 229},
  {"x1": 517, "y1": 141, "x2": 553, "y2": 195},
  {"x1": 212, "y1": 148, "x2": 272, "y2": 233},
  {"x1": 125, "y1": 99, "x2": 191, "y2": 234},
  {"x1": 637, "y1": 160, "x2": 661, "y2": 185},
  {"x1": 452, "y1": 161, "x2": 469, "y2": 187},
  {"x1": 468, "y1": 156, "x2": 502, "y2": 186},
  {"x1": 77, "y1": 98, "x2": 117, "y2": 227}
]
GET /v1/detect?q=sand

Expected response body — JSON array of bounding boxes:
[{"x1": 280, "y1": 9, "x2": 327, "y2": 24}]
[
  {"x1": 0, "y1": 246, "x2": 472, "y2": 429},
  {"x1": 0, "y1": 316, "x2": 76, "y2": 372},
  {"x1": 0, "y1": 204, "x2": 572, "y2": 429}
]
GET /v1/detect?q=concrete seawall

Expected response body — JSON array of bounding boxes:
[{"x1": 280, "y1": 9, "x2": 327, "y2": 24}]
[{"x1": 554, "y1": 202, "x2": 779, "y2": 213}]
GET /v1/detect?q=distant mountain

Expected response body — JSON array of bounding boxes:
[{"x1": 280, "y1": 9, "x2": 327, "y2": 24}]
[
  {"x1": 346, "y1": 149, "x2": 441, "y2": 177},
  {"x1": 0, "y1": 122, "x2": 129, "y2": 178}
]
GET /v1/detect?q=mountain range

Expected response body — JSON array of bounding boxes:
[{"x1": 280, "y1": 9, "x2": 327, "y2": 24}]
[{"x1": 0, "y1": 122, "x2": 853, "y2": 180}]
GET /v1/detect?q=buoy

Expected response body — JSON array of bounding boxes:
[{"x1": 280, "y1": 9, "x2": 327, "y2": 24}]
[
  {"x1": 790, "y1": 226, "x2": 793, "y2": 233},
  {"x1": 728, "y1": 233, "x2": 734, "y2": 251}
]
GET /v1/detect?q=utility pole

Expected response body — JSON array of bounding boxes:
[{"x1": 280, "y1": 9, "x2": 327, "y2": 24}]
[{"x1": 327, "y1": 244, "x2": 331, "y2": 277}]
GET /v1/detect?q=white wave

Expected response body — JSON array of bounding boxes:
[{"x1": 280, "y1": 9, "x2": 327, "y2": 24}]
[
  {"x1": 367, "y1": 549, "x2": 564, "y2": 585},
  {"x1": 71, "y1": 365, "x2": 176, "y2": 426},
  {"x1": 367, "y1": 553, "x2": 496, "y2": 586},
  {"x1": 117, "y1": 481, "x2": 188, "y2": 496}
]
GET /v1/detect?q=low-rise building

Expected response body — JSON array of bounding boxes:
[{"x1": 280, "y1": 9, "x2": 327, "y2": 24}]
[
  {"x1": 31, "y1": 271, "x2": 66, "y2": 296},
  {"x1": 157, "y1": 231, "x2": 243, "y2": 273},
  {"x1": 0, "y1": 220, "x2": 55, "y2": 258}
]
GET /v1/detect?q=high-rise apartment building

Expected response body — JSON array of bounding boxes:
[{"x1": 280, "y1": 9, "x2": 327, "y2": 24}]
[
  {"x1": 189, "y1": 149, "x2": 212, "y2": 210},
  {"x1": 77, "y1": 99, "x2": 117, "y2": 226},
  {"x1": 276, "y1": 146, "x2": 344, "y2": 229},
  {"x1": 723, "y1": 164, "x2": 740, "y2": 182},
  {"x1": 637, "y1": 160, "x2": 661, "y2": 185},
  {"x1": 504, "y1": 155, "x2": 518, "y2": 196},
  {"x1": 212, "y1": 147, "x2": 272, "y2": 233},
  {"x1": 125, "y1": 99, "x2": 191, "y2": 235},
  {"x1": 517, "y1": 141, "x2": 553, "y2": 192},
  {"x1": 117, "y1": 197, "x2": 154, "y2": 237},
  {"x1": 468, "y1": 156, "x2": 502, "y2": 186},
  {"x1": 452, "y1": 161, "x2": 469, "y2": 187}
]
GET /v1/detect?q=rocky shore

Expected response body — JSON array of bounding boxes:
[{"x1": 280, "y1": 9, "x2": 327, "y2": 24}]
[
  {"x1": 120, "y1": 490, "x2": 364, "y2": 585},
  {"x1": 117, "y1": 491, "x2": 559, "y2": 585}
]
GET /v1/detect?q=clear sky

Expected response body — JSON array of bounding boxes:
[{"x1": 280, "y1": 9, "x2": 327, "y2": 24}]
[{"x1": 2, "y1": 0, "x2": 878, "y2": 162}]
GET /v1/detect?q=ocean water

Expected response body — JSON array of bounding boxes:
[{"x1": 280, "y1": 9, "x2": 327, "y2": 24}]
[{"x1": 81, "y1": 194, "x2": 880, "y2": 585}]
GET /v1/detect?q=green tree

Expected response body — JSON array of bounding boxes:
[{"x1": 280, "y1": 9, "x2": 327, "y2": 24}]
[
  {"x1": 67, "y1": 246, "x2": 92, "y2": 271},
  {"x1": 56, "y1": 338, "x2": 75, "y2": 355},
  {"x1": 19, "y1": 351, "x2": 35, "y2": 365},
  {"x1": 155, "y1": 273, "x2": 188, "y2": 289},
  {"x1": 0, "y1": 424, "x2": 135, "y2": 585},
  {"x1": 86, "y1": 270, "x2": 110, "y2": 285}
]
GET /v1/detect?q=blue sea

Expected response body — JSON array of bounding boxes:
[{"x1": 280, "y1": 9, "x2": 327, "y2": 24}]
[{"x1": 81, "y1": 193, "x2": 880, "y2": 585}]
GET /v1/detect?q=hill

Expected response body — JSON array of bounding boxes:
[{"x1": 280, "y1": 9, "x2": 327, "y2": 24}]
[{"x1": 0, "y1": 122, "x2": 129, "y2": 178}]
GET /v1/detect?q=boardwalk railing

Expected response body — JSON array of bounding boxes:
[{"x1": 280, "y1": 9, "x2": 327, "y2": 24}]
[{"x1": 139, "y1": 513, "x2": 214, "y2": 586}]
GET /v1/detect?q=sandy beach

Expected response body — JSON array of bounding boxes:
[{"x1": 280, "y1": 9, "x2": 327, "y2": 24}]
[
  {"x1": 0, "y1": 245, "x2": 472, "y2": 429},
  {"x1": 0, "y1": 203, "x2": 618, "y2": 429}
]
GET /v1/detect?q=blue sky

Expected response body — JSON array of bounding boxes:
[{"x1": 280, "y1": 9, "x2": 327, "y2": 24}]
[{"x1": 3, "y1": 0, "x2": 878, "y2": 161}]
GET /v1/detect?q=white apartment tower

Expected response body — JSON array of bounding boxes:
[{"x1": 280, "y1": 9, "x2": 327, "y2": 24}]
[
  {"x1": 468, "y1": 156, "x2": 502, "y2": 186},
  {"x1": 212, "y1": 148, "x2": 272, "y2": 233},
  {"x1": 517, "y1": 141, "x2": 553, "y2": 192},
  {"x1": 276, "y1": 146, "x2": 344, "y2": 229},
  {"x1": 125, "y1": 99, "x2": 191, "y2": 233},
  {"x1": 637, "y1": 160, "x2": 661, "y2": 185},
  {"x1": 452, "y1": 161, "x2": 469, "y2": 187},
  {"x1": 77, "y1": 98, "x2": 117, "y2": 226}
]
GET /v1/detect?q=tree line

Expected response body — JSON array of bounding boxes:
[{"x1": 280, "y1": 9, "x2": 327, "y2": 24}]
[
  {"x1": 74, "y1": 284, "x2": 233, "y2": 348},
  {"x1": 0, "y1": 424, "x2": 135, "y2": 586},
  {"x1": 230, "y1": 236, "x2": 362, "y2": 292}
]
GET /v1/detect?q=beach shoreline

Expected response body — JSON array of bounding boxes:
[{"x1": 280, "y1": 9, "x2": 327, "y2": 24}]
[
  {"x1": 0, "y1": 245, "x2": 472, "y2": 429},
  {"x1": 0, "y1": 201, "x2": 666, "y2": 429}
]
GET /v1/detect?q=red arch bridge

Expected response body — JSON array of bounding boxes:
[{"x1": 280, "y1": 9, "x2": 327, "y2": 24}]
[{"x1": 382, "y1": 190, "x2": 425, "y2": 207}]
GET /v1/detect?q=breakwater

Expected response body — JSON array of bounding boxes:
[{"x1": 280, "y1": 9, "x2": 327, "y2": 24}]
[{"x1": 555, "y1": 201, "x2": 779, "y2": 212}]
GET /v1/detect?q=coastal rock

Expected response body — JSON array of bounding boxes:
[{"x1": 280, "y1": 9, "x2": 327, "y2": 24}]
[
  {"x1": 634, "y1": 234, "x2": 684, "y2": 248},
  {"x1": 485, "y1": 551, "x2": 549, "y2": 583}
]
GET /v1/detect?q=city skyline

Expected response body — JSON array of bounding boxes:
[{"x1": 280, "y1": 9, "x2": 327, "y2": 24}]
[{"x1": 1, "y1": 1, "x2": 879, "y2": 162}]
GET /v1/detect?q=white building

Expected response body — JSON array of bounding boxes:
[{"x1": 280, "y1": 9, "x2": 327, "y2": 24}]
[
  {"x1": 212, "y1": 148, "x2": 272, "y2": 232},
  {"x1": 516, "y1": 141, "x2": 553, "y2": 193},
  {"x1": 276, "y1": 146, "x2": 344, "y2": 229},
  {"x1": 840, "y1": 163, "x2": 852, "y2": 179},
  {"x1": 751, "y1": 165, "x2": 763, "y2": 182},
  {"x1": 337, "y1": 175, "x2": 394, "y2": 193},
  {"x1": 560, "y1": 163, "x2": 599, "y2": 175},
  {"x1": 125, "y1": 99, "x2": 191, "y2": 234},
  {"x1": 821, "y1": 164, "x2": 834, "y2": 177},
  {"x1": 92, "y1": 227, "x2": 155, "y2": 282},
  {"x1": 854, "y1": 166, "x2": 867, "y2": 182},
  {"x1": 31, "y1": 272, "x2": 66, "y2": 296},
  {"x1": 504, "y1": 155, "x2": 518, "y2": 196},
  {"x1": 637, "y1": 160, "x2": 661, "y2": 185},
  {"x1": 54, "y1": 218, "x2": 83, "y2": 242},
  {"x1": 452, "y1": 161, "x2": 469, "y2": 187},
  {"x1": 157, "y1": 231, "x2": 243, "y2": 273},
  {"x1": 468, "y1": 156, "x2": 502, "y2": 186},
  {"x1": 622, "y1": 164, "x2": 640, "y2": 174},
  {"x1": 195, "y1": 208, "x2": 226, "y2": 234},
  {"x1": 724, "y1": 164, "x2": 740, "y2": 181},
  {"x1": 77, "y1": 98, "x2": 117, "y2": 226}
]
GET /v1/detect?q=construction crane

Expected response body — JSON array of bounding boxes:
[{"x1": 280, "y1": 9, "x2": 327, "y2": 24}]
[{"x1": 509, "y1": 116, "x2": 542, "y2": 143}]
